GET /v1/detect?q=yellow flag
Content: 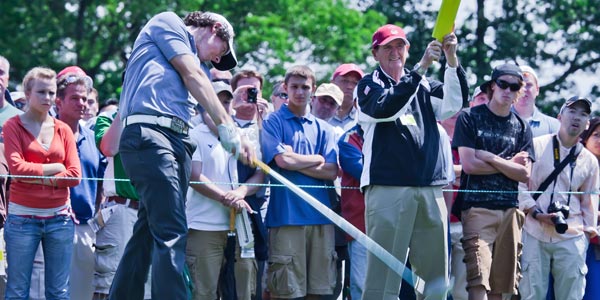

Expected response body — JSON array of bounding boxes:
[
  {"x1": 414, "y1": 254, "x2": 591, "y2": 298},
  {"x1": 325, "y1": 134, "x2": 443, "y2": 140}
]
[{"x1": 432, "y1": 0, "x2": 461, "y2": 41}]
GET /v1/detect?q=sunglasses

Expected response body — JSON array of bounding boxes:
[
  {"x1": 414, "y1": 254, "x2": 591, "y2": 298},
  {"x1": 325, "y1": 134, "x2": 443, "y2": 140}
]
[
  {"x1": 495, "y1": 79, "x2": 521, "y2": 92},
  {"x1": 275, "y1": 92, "x2": 288, "y2": 100},
  {"x1": 14, "y1": 101, "x2": 26, "y2": 110},
  {"x1": 57, "y1": 74, "x2": 93, "y2": 89}
]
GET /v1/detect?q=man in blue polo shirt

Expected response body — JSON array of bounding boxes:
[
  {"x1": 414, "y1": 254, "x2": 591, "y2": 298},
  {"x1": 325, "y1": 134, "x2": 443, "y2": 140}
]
[
  {"x1": 261, "y1": 65, "x2": 339, "y2": 300},
  {"x1": 55, "y1": 66, "x2": 106, "y2": 300},
  {"x1": 109, "y1": 11, "x2": 252, "y2": 300}
]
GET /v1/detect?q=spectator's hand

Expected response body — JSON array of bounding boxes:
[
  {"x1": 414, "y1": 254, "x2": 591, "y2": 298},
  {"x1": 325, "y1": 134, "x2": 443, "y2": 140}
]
[
  {"x1": 511, "y1": 151, "x2": 530, "y2": 166},
  {"x1": 442, "y1": 32, "x2": 459, "y2": 67},
  {"x1": 223, "y1": 190, "x2": 254, "y2": 213},
  {"x1": 256, "y1": 97, "x2": 271, "y2": 118},
  {"x1": 233, "y1": 85, "x2": 257, "y2": 109},
  {"x1": 282, "y1": 144, "x2": 294, "y2": 153},
  {"x1": 536, "y1": 212, "x2": 558, "y2": 227},
  {"x1": 419, "y1": 40, "x2": 443, "y2": 71}
]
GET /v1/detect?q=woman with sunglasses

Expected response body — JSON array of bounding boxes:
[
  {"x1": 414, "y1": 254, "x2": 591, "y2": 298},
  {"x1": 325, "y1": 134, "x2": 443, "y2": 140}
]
[
  {"x1": 2, "y1": 67, "x2": 81, "y2": 299},
  {"x1": 452, "y1": 63, "x2": 534, "y2": 300}
]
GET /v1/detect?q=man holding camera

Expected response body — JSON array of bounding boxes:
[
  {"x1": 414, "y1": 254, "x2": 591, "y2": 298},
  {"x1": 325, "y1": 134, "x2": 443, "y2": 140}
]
[{"x1": 518, "y1": 97, "x2": 599, "y2": 300}]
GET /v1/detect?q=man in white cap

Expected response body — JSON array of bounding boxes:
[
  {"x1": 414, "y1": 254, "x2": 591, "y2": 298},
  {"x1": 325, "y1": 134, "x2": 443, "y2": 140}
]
[
  {"x1": 470, "y1": 85, "x2": 489, "y2": 107},
  {"x1": 109, "y1": 11, "x2": 253, "y2": 300},
  {"x1": 312, "y1": 83, "x2": 344, "y2": 123},
  {"x1": 513, "y1": 65, "x2": 560, "y2": 137},
  {"x1": 358, "y1": 23, "x2": 468, "y2": 299}
]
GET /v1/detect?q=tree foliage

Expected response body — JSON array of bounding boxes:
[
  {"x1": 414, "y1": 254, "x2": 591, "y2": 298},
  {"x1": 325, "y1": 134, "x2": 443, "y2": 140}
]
[
  {"x1": 368, "y1": 0, "x2": 600, "y2": 114},
  {"x1": 0, "y1": 0, "x2": 598, "y2": 114}
]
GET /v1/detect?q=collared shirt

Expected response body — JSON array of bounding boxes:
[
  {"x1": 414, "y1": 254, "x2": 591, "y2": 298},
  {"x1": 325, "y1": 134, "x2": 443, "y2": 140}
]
[
  {"x1": 519, "y1": 134, "x2": 599, "y2": 243},
  {"x1": 186, "y1": 124, "x2": 238, "y2": 231},
  {"x1": 329, "y1": 106, "x2": 357, "y2": 132},
  {"x1": 514, "y1": 107, "x2": 560, "y2": 138},
  {"x1": 261, "y1": 105, "x2": 337, "y2": 227},
  {"x1": 0, "y1": 103, "x2": 22, "y2": 141},
  {"x1": 70, "y1": 125, "x2": 106, "y2": 222},
  {"x1": 119, "y1": 12, "x2": 198, "y2": 123}
]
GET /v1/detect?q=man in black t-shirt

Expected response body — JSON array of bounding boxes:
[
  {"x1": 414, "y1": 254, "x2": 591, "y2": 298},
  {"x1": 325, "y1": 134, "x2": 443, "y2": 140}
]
[{"x1": 452, "y1": 63, "x2": 534, "y2": 300}]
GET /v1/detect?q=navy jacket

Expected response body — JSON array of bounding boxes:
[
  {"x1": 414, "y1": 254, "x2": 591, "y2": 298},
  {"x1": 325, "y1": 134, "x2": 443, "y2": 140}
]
[{"x1": 357, "y1": 65, "x2": 468, "y2": 187}]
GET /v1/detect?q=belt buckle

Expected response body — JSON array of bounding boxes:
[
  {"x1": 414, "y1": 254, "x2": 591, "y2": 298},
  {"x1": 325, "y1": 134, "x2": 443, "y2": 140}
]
[{"x1": 170, "y1": 117, "x2": 188, "y2": 134}]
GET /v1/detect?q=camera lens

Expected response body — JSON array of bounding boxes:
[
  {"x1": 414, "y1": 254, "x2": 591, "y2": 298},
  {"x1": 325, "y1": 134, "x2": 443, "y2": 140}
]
[
  {"x1": 552, "y1": 215, "x2": 568, "y2": 234},
  {"x1": 247, "y1": 88, "x2": 258, "y2": 103}
]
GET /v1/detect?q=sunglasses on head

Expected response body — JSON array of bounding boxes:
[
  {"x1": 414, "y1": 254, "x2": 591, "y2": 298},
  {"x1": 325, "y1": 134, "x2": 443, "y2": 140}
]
[{"x1": 495, "y1": 79, "x2": 521, "y2": 92}]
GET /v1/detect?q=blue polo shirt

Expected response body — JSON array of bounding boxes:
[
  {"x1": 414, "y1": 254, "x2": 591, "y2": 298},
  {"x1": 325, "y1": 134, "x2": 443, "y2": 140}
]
[
  {"x1": 71, "y1": 125, "x2": 105, "y2": 222},
  {"x1": 261, "y1": 105, "x2": 337, "y2": 227},
  {"x1": 119, "y1": 12, "x2": 198, "y2": 123}
]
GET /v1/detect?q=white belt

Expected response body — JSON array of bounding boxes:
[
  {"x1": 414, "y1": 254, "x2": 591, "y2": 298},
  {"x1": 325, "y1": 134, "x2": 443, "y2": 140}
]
[{"x1": 124, "y1": 115, "x2": 189, "y2": 134}]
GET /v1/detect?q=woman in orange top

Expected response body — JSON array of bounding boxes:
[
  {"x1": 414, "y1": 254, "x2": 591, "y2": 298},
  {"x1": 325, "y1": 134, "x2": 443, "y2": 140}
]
[{"x1": 3, "y1": 67, "x2": 81, "y2": 299}]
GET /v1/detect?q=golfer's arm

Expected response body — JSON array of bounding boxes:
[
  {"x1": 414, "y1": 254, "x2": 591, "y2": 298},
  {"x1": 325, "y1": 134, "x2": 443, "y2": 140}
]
[{"x1": 170, "y1": 54, "x2": 233, "y2": 126}]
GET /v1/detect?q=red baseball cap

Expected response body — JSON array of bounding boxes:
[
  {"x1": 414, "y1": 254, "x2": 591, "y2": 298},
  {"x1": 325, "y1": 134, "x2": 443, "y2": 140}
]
[
  {"x1": 331, "y1": 64, "x2": 364, "y2": 81},
  {"x1": 57, "y1": 66, "x2": 93, "y2": 88},
  {"x1": 372, "y1": 24, "x2": 410, "y2": 49}
]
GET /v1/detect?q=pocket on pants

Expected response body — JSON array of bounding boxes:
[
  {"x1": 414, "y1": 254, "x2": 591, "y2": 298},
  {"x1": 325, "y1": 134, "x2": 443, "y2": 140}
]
[
  {"x1": 328, "y1": 250, "x2": 338, "y2": 289},
  {"x1": 518, "y1": 262, "x2": 533, "y2": 298},
  {"x1": 267, "y1": 255, "x2": 297, "y2": 296},
  {"x1": 461, "y1": 235, "x2": 483, "y2": 282},
  {"x1": 95, "y1": 243, "x2": 119, "y2": 273}
]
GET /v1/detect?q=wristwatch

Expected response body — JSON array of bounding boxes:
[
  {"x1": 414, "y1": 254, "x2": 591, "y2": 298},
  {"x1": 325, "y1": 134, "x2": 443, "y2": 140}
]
[{"x1": 413, "y1": 63, "x2": 427, "y2": 76}]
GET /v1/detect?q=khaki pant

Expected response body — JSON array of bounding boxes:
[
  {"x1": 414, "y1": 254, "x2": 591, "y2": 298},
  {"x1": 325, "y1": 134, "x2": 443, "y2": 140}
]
[
  {"x1": 461, "y1": 207, "x2": 524, "y2": 295},
  {"x1": 267, "y1": 225, "x2": 336, "y2": 299},
  {"x1": 519, "y1": 231, "x2": 588, "y2": 300},
  {"x1": 186, "y1": 229, "x2": 257, "y2": 300},
  {"x1": 362, "y1": 185, "x2": 449, "y2": 300}
]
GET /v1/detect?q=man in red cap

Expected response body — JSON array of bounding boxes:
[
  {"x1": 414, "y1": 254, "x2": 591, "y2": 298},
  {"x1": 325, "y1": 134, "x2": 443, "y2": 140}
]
[
  {"x1": 330, "y1": 63, "x2": 364, "y2": 131},
  {"x1": 357, "y1": 24, "x2": 468, "y2": 300}
]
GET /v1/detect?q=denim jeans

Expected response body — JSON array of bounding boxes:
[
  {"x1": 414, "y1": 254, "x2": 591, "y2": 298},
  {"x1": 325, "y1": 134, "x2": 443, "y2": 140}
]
[
  {"x1": 4, "y1": 214, "x2": 74, "y2": 300},
  {"x1": 109, "y1": 124, "x2": 194, "y2": 300},
  {"x1": 348, "y1": 240, "x2": 367, "y2": 300}
]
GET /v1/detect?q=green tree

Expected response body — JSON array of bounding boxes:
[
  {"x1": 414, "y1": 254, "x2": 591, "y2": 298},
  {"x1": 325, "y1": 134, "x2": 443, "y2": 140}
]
[
  {"x1": 367, "y1": 0, "x2": 600, "y2": 114},
  {"x1": 1, "y1": 0, "x2": 385, "y2": 101}
]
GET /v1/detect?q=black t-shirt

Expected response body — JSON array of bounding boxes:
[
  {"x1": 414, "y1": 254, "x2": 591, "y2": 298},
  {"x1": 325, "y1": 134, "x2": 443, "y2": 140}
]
[{"x1": 452, "y1": 105, "x2": 534, "y2": 210}]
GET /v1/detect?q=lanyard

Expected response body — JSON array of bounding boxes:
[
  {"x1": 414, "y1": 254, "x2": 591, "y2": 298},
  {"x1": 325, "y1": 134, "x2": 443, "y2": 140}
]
[{"x1": 550, "y1": 135, "x2": 576, "y2": 206}]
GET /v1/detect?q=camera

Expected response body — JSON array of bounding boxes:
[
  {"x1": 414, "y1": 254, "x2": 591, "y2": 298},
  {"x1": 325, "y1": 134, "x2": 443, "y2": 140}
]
[
  {"x1": 547, "y1": 201, "x2": 570, "y2": 234},
  {"x1": 247, "y1": 87, "x2": 258, "y2": 104}
]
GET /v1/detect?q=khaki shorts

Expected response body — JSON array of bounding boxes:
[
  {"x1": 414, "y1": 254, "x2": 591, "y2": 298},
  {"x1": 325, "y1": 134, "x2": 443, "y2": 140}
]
[
  {"x1": 460, "y1": 207, "x2": 524, "y2": 295},
  {"x1": 267, "y1": 225, "x2": 336, "y2": 298},
  {"x1": 185, "y1": 230, "x2": 257, "y2": 300}
]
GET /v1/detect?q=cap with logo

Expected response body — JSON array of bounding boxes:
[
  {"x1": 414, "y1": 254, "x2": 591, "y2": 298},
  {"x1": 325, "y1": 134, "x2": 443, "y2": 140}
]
[
  {"x1": 202, "y1": 12, "x2": 238, "y2": 71},
  {"x1": 372, "y1": 24, "x2": 410, "y2": 49},
  {"x1": 560, "y1": 96, "x2": 592, "y2": 114},
  {"x1": 315, "y1": 83, "x2": 344, "y2": 106}
]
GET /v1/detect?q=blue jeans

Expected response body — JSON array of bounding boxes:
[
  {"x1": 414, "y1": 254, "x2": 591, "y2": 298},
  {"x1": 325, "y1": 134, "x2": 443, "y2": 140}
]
[
  {"x1": 109, "y1": 124, "x2": 194, "y2": 300},
  {"x1": 348, "y1": 240, "x2": 367, "y2": 300},
  {"x1": 4, "y1": 214, "x2": 74, "y2": 300}
]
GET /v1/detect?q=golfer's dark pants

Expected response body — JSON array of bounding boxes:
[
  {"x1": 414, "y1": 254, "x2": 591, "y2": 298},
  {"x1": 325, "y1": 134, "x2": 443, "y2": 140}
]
[{"x1": 109, "y1": 123, "x2": 195, "y2": 300}]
